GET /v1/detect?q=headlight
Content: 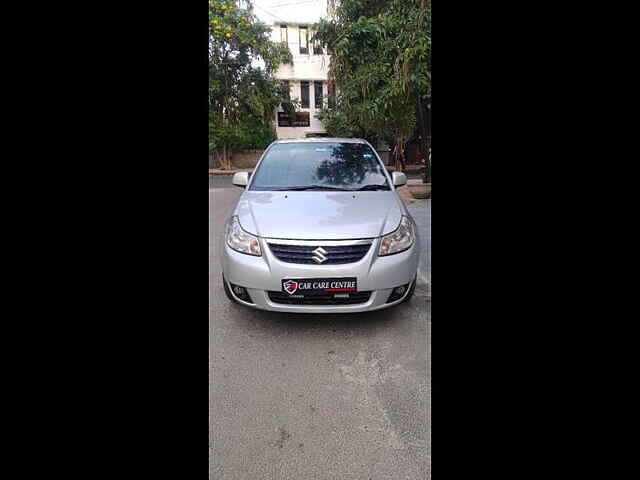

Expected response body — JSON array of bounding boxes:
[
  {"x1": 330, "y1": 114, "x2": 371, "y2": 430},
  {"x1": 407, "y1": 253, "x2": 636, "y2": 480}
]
[
  {"x1": 379, "y1": 216, "x2": 414, "y2": 256},
  {"x1": 226, "y1": 216, "x2": 261, "y2": 256}
]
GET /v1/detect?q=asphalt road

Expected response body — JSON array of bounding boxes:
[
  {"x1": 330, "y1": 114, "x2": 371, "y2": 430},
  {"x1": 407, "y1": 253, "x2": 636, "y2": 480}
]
[
  {"x1": 209, "y1": 186, "x2": 431, "y2": 480},
  {"x1": 210, "y1": 176, "x2": 236, "y2": 189}
]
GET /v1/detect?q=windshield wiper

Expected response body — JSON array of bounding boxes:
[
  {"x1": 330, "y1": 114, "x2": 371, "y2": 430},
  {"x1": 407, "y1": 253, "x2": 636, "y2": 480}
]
[
  {"x1": 353, "y1": 184, "x2": 390, "y2": 191},
  {"x1": 271, "y1": 185, "x2": 352, "y2": 191}
]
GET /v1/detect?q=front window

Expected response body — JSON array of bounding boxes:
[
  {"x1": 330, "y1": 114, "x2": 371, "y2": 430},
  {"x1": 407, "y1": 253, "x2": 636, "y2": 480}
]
[
  {"x1": 300, "y1": 81, "x2": 310, "y2": 108},
  {"x1": 280, "y1": 25, "x2": 288, "y2": 44},
  {"x1": 249, "y1": 143, "x2": 390, "y2": 191},
  {"x1": 299, "y1": 26, "x2": 308, "y2": 54},
  {"x1": 312, "y1": 35, "x2": 322, "y2": 55},
  {"x1": 277, "y1": 112, "x2": 310, "y2": 127},
  {"x1": 314, "y1": 81, "x2": 323, "y2": 109}
]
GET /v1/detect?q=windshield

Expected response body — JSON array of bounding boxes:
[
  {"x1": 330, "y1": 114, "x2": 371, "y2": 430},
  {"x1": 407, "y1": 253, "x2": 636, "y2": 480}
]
[{"x1": 249, "y1": 142, "x2": 390, "y2": 191}]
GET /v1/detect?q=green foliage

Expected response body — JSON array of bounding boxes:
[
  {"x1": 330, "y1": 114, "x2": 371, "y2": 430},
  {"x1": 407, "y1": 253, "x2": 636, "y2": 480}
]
[
  {"x1": 209, "y1": 1, "x2": 292, "y2": 155},
  {"x1": 315, "y1": 108, "x2": 358, "y2": 138},
  {"x1": 313, "y1": 0, "x2": 431, "y2": 145},
  {"x1": 230, "y1": 118, "x2": 276, "y2": 150}
]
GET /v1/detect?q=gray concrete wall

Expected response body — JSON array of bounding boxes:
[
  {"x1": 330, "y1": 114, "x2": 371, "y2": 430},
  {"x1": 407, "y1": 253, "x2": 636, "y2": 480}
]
[
  {"x1": 209, "y1": 150, "x2": 264, "y2": 169},
  {"x1": 231, "y1": 150, "x2": 264, "y2": 168}
]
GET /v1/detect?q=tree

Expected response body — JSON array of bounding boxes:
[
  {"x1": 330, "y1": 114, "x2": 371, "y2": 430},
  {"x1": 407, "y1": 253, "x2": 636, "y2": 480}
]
[
  {"x1": 209, "y1": 0, "x2": 292, "y2": 169},
  {"x1": 314, "y1": 0, "x2": 431, "y2": 170}
]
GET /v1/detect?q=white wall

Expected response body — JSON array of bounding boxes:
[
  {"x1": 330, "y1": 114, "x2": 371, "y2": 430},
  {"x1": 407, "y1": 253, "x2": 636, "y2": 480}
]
[
  {"x1": 270, "y1": 24, "x2": 330, "y2": 79},
  {"x1": 253, "y1": 1, "x2": 331, "y2": 138},
  {"x1": 271, "y1": 24, "x2": 330, "y2": 138}
]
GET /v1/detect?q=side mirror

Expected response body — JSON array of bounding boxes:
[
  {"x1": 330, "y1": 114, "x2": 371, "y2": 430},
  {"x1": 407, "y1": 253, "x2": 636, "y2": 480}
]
[
  {"x1": 392, "y1": 171, "x2": 407, "y2": 187},
  {"x1": 232, "y1": 172, "x2": 249, "y2": 187}
]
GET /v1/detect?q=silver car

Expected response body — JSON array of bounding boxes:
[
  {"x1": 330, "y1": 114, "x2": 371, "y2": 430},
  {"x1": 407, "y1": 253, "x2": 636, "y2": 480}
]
[{"x1": 221, "y1": 138, "x2": 420, "y2": 313}]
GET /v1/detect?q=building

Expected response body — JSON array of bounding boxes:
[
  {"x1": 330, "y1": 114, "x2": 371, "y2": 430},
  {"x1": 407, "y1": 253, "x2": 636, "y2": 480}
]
[{"x1": 254, "y1": 0, "x2": 330, "y2": 138}]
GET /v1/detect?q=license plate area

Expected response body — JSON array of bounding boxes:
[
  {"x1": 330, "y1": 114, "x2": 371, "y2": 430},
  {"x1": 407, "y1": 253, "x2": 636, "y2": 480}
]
[{"x1": 281, "y1": 277, "x2": 357, "y2": 296}]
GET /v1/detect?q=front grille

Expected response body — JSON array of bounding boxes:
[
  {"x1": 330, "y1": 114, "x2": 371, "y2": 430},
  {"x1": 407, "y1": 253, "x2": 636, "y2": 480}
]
[
  {"x1": 268, "y1": 291, "x2": 372, "y2": 305},
  {"x1": 268, "y1": 242, "x2": 372, "y2": 264}
]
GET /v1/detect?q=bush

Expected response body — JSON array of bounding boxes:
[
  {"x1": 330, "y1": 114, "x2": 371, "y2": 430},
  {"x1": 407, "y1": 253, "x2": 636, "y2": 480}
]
[{"x1": 209, "y1": 119, "x2": 276, "y2": 154}]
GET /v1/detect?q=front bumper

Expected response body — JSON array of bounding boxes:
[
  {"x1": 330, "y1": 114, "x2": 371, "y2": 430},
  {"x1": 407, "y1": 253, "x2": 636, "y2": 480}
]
[{"x1": 221, "y1": 235, "x2": 419, "y2": 313}]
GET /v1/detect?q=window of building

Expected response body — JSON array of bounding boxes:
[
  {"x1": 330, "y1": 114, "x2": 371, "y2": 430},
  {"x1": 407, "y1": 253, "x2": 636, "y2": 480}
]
[
  {"x1": 277, "y1": 112, "x2": 310, "y2": 127},
  {"x1": 299, "y1": 26, "x2": 308, "y2": 54},
  {"x1": 300, "y1": 81, "x2": 310, "y2": 108},
  {"x1": 314, "y1": 81, "x2": 323, "y2": 109},
  {"x1": 294, "y1": 112, "x2": 310, "y2": 127},
  {"x1": 280, "y1": 25, "x2": 288, "y2": 43},
  {"x1": 312, "y1": 35, "x2": 322, "y2": 55}
]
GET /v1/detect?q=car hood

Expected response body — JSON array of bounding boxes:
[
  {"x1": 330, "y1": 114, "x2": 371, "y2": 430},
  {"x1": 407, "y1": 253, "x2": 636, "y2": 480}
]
[{"x1": 234, "y1": 191, "x2": 405, "y2": 240}]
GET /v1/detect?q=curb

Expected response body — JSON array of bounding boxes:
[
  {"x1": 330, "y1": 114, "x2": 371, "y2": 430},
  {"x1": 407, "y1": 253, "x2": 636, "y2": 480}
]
[{"x1": 397, "y1": 185, "x2": 419, "y2": 205}]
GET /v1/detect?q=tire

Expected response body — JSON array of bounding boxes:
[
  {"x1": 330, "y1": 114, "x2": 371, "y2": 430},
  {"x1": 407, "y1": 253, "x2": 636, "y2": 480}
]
[{"x1": 222, "y1": 274, "x2": 237, "y2": 303}]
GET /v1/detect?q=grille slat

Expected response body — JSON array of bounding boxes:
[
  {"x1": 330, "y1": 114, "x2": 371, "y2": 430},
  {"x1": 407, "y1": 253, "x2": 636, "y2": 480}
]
[
  {"x1": 268, "y1": 247, "x2": 314, "y2": 254},
  {"x1": 268, "y1": 291, "x2": 372, "y2": 305},
  {"x1": 269, "y1": 252, "x2": 315, "y2": 260},
  {"x1": 268, "y1": 242, "x2": 372, "y2": 264},
  {"x1": 269, "y1": 245, "x2": 371, "y2": 253}
]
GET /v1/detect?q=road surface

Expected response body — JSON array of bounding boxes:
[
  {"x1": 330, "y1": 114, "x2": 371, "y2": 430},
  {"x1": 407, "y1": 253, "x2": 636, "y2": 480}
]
[{"x1": 209, "y1": 185, "x2": 431, "y2": 480}]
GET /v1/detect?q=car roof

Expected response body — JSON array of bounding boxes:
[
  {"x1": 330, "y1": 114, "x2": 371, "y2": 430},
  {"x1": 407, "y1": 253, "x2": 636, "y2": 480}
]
[{"x1": 274, "y1": 138, "x2": 368, "y2": 144}]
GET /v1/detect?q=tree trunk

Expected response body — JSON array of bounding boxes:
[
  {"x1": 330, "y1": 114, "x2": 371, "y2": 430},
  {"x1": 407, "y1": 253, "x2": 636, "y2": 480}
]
[
  {"x1": 393, "y1": 136, "x2": 406, "y2": 172},
  {"x1": 221, "y1": 142, "x2": 232, "y2": 170},
  {"x1": 221, "y1": 144, "x2": 226, "y2": 170},
  {"x1": 416, "y1": 97, "x2": 429, "y2": 163}
]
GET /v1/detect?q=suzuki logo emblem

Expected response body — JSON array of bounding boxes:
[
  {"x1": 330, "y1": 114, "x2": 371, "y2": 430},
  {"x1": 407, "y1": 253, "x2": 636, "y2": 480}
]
[{"x1": 311, "y1": 247, "x2": 328, "y2": 264}]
